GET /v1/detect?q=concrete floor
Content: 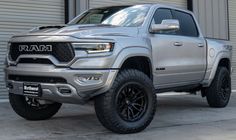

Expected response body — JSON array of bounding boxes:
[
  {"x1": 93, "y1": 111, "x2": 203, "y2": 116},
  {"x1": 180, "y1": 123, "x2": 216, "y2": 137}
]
[{"x1": 1, "y1": 93, "x2": 236, "y2": 140}]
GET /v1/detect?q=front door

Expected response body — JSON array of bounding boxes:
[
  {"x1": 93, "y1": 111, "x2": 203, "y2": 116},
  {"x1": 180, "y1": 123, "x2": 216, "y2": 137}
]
[{"x1": 149, "y1": 8, "x2": 207, "y2": 89}]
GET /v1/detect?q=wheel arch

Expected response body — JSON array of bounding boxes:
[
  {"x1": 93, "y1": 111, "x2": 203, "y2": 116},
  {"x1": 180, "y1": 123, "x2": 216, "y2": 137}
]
[
  {"x1": 218, "y1": 58, "x2": 231, "y2": 73},
  {"x1": 120, "y1": 56, "x2": 153, "y2": 79},
  {"x1": 205, "y1": 52, "x2": 231, "y2": 87},
  {"x1": 112, "y1": 47, "x2": 153, "y2": 79}
]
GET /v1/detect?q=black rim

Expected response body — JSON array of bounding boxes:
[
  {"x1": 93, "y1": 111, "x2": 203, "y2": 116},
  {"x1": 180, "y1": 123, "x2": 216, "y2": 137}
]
[
  {"x1": 220, "y1": 74, "x2": 231, "y2": 100},
  {"x1": 116, "y1": 82, "x2": 148, "y2": 122},
  {"x1": 25, "y1": 97, "x2": 48, "y2": 110}
]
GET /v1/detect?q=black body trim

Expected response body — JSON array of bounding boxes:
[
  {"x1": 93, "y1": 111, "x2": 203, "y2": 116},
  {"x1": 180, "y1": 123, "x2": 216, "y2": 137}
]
[
  {"x1": 8, "y1": 75, "x2": 67, "y2": 84},
  {"x1": 69, "y1": 68, "x2": 120, "y2": 70},
  {"x1": 155, "y1": 84, "x2": 201, "y2": 93}
]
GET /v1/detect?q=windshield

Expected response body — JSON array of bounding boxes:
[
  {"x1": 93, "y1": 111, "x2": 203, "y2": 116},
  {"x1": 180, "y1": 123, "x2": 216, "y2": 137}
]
[{"x1": 72, "y1": 5, "x2": 150, "y2": 27}]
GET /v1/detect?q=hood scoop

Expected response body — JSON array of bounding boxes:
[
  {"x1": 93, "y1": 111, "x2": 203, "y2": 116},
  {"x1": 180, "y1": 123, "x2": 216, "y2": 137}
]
[
  {"x1": 29, "y1": 25, "x2": 67, "y2": 33},
  {"x1": 39, "y1": 25, "x2": 67, "y2": 30}
]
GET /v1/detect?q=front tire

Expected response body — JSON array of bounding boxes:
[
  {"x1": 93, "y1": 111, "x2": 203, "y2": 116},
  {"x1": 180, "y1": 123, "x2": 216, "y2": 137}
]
[
  {"x1": 205, "y1": 67, "x2": 231, "y2": 108},
  {"x1": 9, "y1": 93, "x2": 62, "y2": 120},
  {"x1": 94, "y1": 69, "x2": 157, "y2": 134}
]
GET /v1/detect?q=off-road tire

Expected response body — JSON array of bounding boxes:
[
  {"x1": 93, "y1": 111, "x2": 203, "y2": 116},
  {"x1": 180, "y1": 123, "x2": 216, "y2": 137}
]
[
  {"x1": 95, "y1": 69, "x2": 157, "y2": 134},
  {"x1": 9, "y1": 93, "x2": 62, "y2": 120},
  {"x1": 205, "y1": 67, "x2": 231, "y2": 108}
]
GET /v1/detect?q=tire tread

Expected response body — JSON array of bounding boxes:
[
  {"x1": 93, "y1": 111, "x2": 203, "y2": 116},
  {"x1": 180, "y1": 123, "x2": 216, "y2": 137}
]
[{"x1": 95, "y1": 69, "x2": 157, "y2": 134}]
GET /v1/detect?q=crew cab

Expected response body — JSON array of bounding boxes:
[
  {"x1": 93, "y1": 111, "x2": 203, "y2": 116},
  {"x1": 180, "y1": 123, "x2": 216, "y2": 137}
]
[{"x1": 5, "y1": 4, "x2": 232, "y2": 134}]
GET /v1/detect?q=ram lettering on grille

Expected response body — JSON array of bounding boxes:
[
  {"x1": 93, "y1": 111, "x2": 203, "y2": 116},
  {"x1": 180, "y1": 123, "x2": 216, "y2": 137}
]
[{"x1": 19, "y1": 45, "x2": 53, "y2": 52}]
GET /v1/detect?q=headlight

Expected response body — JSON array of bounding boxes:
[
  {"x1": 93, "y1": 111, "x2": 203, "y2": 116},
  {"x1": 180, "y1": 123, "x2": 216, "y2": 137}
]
[{"x1": 72, "y1": 43, "x2": 114, "y2": 54}]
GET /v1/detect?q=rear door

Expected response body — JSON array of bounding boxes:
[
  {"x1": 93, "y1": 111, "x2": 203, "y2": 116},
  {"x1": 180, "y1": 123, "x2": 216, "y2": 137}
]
[{"x1": 150, "y1": 8, "x2": 207, "y2": 88}]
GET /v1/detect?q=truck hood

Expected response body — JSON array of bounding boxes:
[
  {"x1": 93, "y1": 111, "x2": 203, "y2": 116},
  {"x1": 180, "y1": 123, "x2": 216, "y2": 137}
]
[{"x1": 15, "y1": 24, "x2": 139, "y2": 38}]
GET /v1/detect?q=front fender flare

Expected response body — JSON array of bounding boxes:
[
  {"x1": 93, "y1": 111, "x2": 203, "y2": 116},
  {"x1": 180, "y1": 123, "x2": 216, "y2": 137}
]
[{"x1": 112, "y1": 46, "x2": 152, "y2": 68}]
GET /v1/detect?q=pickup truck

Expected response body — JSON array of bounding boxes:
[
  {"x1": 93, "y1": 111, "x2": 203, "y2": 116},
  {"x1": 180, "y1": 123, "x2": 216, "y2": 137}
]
[{"x1": 5, "y1": 4, "x2": 232, "y2": 134}]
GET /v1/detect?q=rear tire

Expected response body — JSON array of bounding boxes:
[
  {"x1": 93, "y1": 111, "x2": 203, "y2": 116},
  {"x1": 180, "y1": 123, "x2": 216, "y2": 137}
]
[
  {"x1": 205, "y1": 67, "x2": 231, "y2": 108},
  {"x1": 9, "y1": 93, "x2": 62, "y2": 120},
  {"x1": 94, "y1": 69, "x2": 157, "y2": 134}
]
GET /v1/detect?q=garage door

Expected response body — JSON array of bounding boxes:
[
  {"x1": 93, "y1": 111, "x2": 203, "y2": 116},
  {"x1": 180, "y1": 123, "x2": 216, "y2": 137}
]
[
  {"x1": 89, "y1": 0, "x2": 187, "y2": 9},
  {"x1": 229, "y1": 0, "x2": 236, "y2": 91},
  {"x1": 192, "y1": 0, "x2": 229, "y2": 40},
  {"x1": 0, "y1": 0, "x2": 65, "y2": 98}
]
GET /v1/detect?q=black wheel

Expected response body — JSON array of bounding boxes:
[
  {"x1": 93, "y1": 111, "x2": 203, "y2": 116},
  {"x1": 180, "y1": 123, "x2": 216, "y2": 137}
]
[
  {"x1": 205, "y1": 67, "x2": 231, "y2": 108},
  {"x1": 95, "y1": 69, "x2": 157, "y2": 134},
  {"x1": 9, "y1": 93, "x2": 62, "y2": 120}
]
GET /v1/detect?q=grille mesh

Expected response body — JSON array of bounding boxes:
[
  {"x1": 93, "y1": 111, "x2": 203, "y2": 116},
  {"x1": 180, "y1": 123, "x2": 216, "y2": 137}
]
[{"x1": 9, "y1": 42, "x2": 75, "y2": 63}]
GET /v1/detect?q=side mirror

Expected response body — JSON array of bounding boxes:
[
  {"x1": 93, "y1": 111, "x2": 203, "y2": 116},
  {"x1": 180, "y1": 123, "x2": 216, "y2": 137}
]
[{"x1": 150, "y1": 19, "x2": 180, "y2": 33}]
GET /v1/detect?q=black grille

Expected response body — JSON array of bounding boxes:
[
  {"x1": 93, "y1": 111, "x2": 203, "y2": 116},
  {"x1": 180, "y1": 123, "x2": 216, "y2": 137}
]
[
  {"x1": 8, "y1": 75, "x2": 67, "y2": 83},
  {"x1": 9, "y1": 42, "x2": 75, "y2": 63}
]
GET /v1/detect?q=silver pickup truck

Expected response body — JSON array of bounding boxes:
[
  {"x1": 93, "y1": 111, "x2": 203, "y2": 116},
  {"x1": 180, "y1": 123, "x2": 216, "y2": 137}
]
[{"x1": 5, "y1": 4, "x2": 232, "y2": 134}]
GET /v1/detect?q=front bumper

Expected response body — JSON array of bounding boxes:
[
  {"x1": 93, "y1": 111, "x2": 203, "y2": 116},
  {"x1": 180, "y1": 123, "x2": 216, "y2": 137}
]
[{"x1": 5, "y1": 65, "x2": 118, "y2": 104}]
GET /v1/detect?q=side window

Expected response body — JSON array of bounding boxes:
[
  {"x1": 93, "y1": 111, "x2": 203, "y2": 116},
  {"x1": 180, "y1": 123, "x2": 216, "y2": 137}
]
[
  {"x1": 172, "y1": 10, "x2": 199, "y2": 37},
  {"x1": 152, "y1": 8, "x2": 172, "y2": 24},
  {"x1": 151, "y1": 8, "x2": 173, "y2": 34}
]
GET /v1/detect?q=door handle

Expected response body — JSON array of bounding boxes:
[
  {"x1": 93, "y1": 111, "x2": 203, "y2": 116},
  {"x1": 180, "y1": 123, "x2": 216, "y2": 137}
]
[
  {"x1": 173, "y1": 42, "x2": 183, "y2": 46},
  {"x1": 198, "y1": 43, "x2": 204, "y2": 47}
]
